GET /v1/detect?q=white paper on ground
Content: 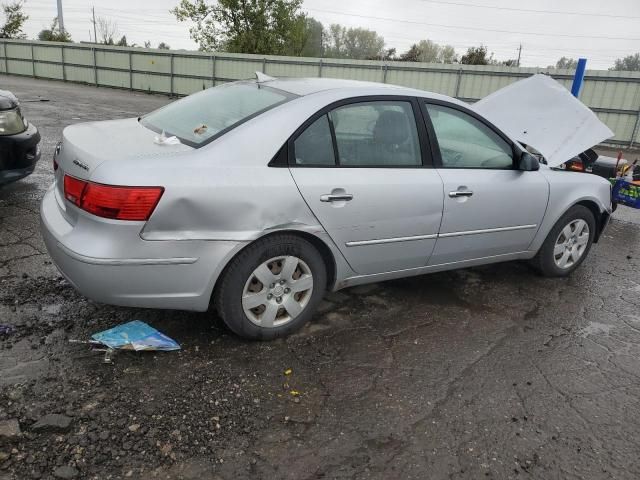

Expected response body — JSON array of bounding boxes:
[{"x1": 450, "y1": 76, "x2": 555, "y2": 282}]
[{"x1": 472, "y1": 74, "x2": 614, "y2": 167}]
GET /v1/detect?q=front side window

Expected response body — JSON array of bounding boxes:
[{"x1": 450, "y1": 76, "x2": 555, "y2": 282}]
[
  {"x1": 141, "y1": 82, "x2": 293, "y2": 147},
  {"x1": 329, "y1": 101, "x2": 422, "y2": 167},
  {"x1": 426, "y1": 104, "x2": 513, "y2": 169},
  {"x1": 293, "y1": 115, "x2": 336, "y2": 166}
]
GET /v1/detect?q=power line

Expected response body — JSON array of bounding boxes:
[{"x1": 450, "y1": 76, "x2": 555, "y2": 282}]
[
  {"x1": 306, "y1": 7, "x2": 640, "y2": 41},
  {"x1": 418, "y1": 0, "x2": 640, "y2": 20}
]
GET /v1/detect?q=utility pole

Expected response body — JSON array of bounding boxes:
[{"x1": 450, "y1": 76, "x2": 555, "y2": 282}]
[
  {"x1": 91, "y1": 7, "x2": 97, "y2": 44},
  {"x1": 57, "y1": 0, "x2": 65, "y2": 34},
  {"x1": 517, "y1": 44, "x2": 522, "y2": 67}
]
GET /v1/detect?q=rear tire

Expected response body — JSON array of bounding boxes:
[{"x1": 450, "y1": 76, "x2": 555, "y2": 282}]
[
  {"x1": 531, "y1": 205, "x2": 596, "y2": 277},
  {"x1": 214, "y1": 234, "x2": 326, "y2": 340}
]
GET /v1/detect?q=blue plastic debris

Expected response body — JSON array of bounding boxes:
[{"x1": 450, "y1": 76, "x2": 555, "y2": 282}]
[
  {"x1": 91, "y1": 320, "x2": 180, "y2": 351},
  {"x1": 0, "y1": 324, "x2": 15, "y2": 336}
]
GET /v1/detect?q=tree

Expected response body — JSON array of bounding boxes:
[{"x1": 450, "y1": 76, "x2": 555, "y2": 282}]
[
  {"x1": 399, "y1": 44, "x2": 420, "y2": 62},
  {"x1": 144, "y1": 40, "x2": 151, "y2": 48},
  {"x1": 37, "y1": 17, "x2": 72, "y2": 42},
  {"x1": 381, "y1": 47, "x2": 396, "y2": 61},
  {"x1": 611, "y1": 53, "x2": 640, "y2": 71},
  {"x1": 116, "y1": 35, "x2": 128, "y2": 46},
  {"x1": 299, "y1": 17, "x2": 323, "y2": 57},
  {"x1": 460, "y1": 45, "x2": 493, "y2": 65},
  {"x1": 96, "y1": 16, "x2": 118, "y2": 45},
  {"x1": 158, "y1": 42, "x2": 171, "y2": 49},
  {"x1": 440, "y1": 45, "x2": 457, "y2": 64},
  {"x1": 172, "y1": 0, "x2": 307, "y2": 55},
  {"x1": 0, "y1": 1, "x2": 28, "y2": 39},
  {"x1": 552, "y1": 56, "x2": 578, "y2": 69},
  {"x1": 399, "y1": 39, "x2": 457, "y2": 63},
  {"x1": 324, "y1": 24, "x2": 385, "y2": 60}
]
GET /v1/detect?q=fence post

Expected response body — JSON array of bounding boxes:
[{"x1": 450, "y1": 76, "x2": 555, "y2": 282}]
[
  {"x1": 262, "y1": 57, "x2": 266, "y2": 73},
  {"x1": 129, "y1": 50, "x2": 133, "y2": 90},
  {"x1": 1, "y1": 41, "x2": 7, "y2": 74},
  {"x1": 630, "y1": 109, "x2": 640, "y2": 148},
  {"x1": 454, "y1": 68, "x2": 463, "y2": 98},
  {"x1": 382, "y1": 63, "x2": 388, "y2": 83},
  {"x1": 92, "y1": 47, "x2": 98, "y2": 86},
  {"x1": 30, "y1": 43, "x2": 35, "y2": 77},
  {"x1": 318, "y1": 58, "x2": 323, "y2": 78},
  {"x1": 211, "y1": 54, "x2": 216, "y2": 86},
  {"x1": 61, "y1": 45, "x2": 66, "y2": 81},
  {"x1": 170, "y1": 53, "x2": 175, "y2": 96}
]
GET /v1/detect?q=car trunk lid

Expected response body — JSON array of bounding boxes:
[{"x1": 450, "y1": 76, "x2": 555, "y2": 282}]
[
  {"x1": 53, "y1": 117, "x2": 192, "y2": 224},
  {"x1": 472, "y1": 74, "x2": 614, "y2": 168}
]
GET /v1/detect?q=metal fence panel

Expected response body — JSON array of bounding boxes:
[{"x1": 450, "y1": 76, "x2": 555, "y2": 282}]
[
  {"x1": 34, "y1": 61, "x2": 63, "y2": 80},
  {"x1": 98, "y1": 68, "x2": 130, "y2": 89},
  {"x1": 174, "y1": 76, "x2": 214, "y2": 95},
  {"x1": 6, "y1": 59, "x2": 32, "y2": 76},
  {"x1": 215, "y1": 56, "x2": 262, "y2": 80},
  {"x1": 132, "y1": 72, "x2": 171, "y2": 92},
  {"x1": 265, "y1": 59, "x2": 319, "y2": 78},
  {"x1": 63, "y1": 46, "x2": 94, "y2": 66},
  {"x1": 1, "y1": 39, "x2": 639, "y2": 147},
  {"x1": 322, "y1": 64, "x2": 384, "y2": 82},
  {"x1": 33, "y1": 45, "x2": 61, "y2": 62},
  {"x1": 5, "y1": 43, "x2": 31, "y2": 60},
  {"x1": 64, "y1": 65, "x2": 94, "y2": 84},
  {"x1": 96, "y1": 50, "x2": 129, "y2": 70}
]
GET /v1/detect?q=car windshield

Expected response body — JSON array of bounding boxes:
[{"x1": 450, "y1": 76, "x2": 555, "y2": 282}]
[{"x1": 140, "y1": 82, "x2": 294, "y2": 147}]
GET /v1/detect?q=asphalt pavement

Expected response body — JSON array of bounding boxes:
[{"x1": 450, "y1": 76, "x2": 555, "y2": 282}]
[{"x1": 1, "y1": 76, "x2": 640, "y2": 480}]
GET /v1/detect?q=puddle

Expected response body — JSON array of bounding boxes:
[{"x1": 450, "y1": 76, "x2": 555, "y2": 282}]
[{"x1": 580, "y1": 321, "x2": 614, "y2": 336}]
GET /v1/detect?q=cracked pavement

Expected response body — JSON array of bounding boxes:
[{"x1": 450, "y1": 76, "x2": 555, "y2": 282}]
[{"x1": 1, "y1": 76, "x2": 640, "y2": 480}]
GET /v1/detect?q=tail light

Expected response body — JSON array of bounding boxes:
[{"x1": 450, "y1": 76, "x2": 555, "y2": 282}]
[{"x1": 63, "y1": 174, "x2": 164, "y2": 221}]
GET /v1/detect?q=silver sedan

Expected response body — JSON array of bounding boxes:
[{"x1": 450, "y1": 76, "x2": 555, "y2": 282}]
[{"x1": 41, "y1": 74, "x2": 613, "y2": 339}]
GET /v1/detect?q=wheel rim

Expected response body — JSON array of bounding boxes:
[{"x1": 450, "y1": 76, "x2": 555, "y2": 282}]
[
  {"x1": 242, "y1": 256, "x2": 314, "y2": 328},
  {"x1": 553, "y1": 219, "x2": 590, "y2": 269}
]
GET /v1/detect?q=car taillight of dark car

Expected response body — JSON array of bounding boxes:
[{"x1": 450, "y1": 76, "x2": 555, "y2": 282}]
[{"x1": 63, "y1": 174, "x2": 164, "y2": 221}]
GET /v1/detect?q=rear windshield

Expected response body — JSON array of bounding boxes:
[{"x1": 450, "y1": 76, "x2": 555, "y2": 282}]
[{"x1": 140, "y1": 82, "x2": 294, "y2": 147}]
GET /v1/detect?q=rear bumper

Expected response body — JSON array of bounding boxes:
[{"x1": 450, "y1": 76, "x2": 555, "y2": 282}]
[
  {"x1": 0, "y1": 123, "x2": 41, "y2": 185},
  {"x1": 40, "y1": 185, "x2": 245, "y2": 311}
]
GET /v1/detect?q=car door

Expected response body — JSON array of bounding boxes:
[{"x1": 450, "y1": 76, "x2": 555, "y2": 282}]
[
  {"x1": 288, "y1": 97, "x2": 444, "y2": 276},
  {"x1": 422, "y1": 101, "x2": 549, "y2": 265}
]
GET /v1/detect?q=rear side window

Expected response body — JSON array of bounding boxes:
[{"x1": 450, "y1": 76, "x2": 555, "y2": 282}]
[
  {"x1": 425, "y1": 104, "x2": 513, "y2": 169},
  {"x1": 140, "y1": 82, "x2": 293, "y2": 147},
  {"x1": 293, "y1": 115, "x2": 336, "y2": 166},
  {"x1": 330, "y1": 101, "x2": 422, "y2": 167}
]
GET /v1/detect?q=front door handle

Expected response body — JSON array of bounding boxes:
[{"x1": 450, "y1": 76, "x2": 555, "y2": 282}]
[
  {"x1": 320, "y1": 193, "x2": 354, "y2": 202},
  {"x1": 449, "y1": 190, "x2": 474, "y2": 198}
]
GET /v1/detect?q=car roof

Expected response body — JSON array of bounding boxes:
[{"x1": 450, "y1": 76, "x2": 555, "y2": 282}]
[{"x1": 264, "y1": 77, "x2": 464, "y2": 105}]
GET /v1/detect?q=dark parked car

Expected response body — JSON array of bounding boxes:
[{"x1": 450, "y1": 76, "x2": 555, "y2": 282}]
[{"x1": 0, "y1": 89, "x2": 41, "y2": 185}]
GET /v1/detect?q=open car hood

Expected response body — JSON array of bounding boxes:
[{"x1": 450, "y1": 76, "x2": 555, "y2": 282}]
[{"x1": 472, "y1": 74, "x2": 614, "y2": 168}]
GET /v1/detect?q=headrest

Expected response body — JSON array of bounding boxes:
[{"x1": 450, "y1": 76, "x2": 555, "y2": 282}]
[{"x1": 373, "y1": 110, "x2": 409, "y2": 145}]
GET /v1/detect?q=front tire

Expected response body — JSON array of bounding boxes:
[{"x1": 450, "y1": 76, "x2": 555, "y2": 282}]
[
  {"x1": 532, "y1": 205, "x2": 596, "y2": 277},
  {"x1": 214, "y1": 234, "x2": 327, "y2": 340}
]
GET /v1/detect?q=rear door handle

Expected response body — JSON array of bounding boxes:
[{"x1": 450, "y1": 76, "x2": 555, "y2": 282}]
[
  {"x1": 320, "y1": 193, "x2": 354, "y2": 202},
  {"x1": 449, "y1": 190, "x2": 474, "y2": 198}
]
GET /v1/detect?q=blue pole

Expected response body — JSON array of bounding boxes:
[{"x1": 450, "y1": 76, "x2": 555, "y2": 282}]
[{"x1": 571, "y1": 58, "x2": 587, "y2": 97}]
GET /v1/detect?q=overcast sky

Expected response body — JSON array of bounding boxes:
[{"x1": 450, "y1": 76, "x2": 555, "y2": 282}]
[{"x1": 23, "y1": 0, "x2": 640, "y2": 69}]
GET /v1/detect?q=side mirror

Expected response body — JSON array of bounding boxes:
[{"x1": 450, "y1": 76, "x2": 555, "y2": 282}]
[{"x1": 519, "y1": 152, "x2": 540, "y2": 171}]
